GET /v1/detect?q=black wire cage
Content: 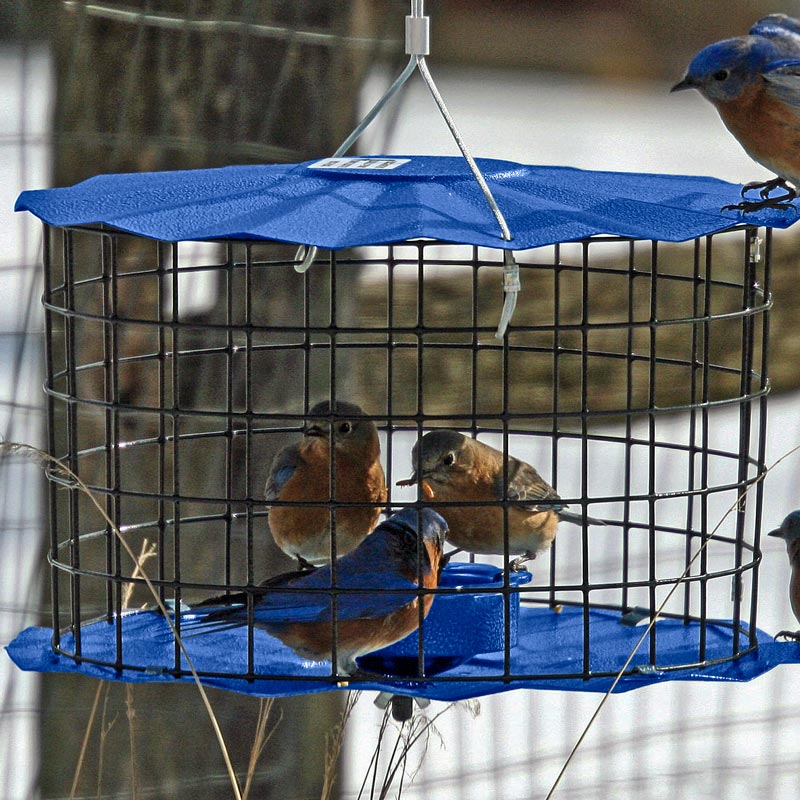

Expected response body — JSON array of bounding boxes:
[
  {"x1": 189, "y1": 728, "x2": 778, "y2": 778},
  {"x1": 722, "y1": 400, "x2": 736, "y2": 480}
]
[{"x1": 25, "y1": 216, "x2": 777, "y2": 695}]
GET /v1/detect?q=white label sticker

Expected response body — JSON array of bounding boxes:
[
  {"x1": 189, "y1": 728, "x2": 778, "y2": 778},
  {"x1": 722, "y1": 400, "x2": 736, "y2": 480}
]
[{"x1": 309, "y1": 157, "x2": 411, "y2": 171}]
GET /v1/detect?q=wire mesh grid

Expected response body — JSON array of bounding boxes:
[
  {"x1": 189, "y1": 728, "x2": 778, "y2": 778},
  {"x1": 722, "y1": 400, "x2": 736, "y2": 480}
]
[
  {"x1": 40, "y1": 221, "x2": 771, "y2": 687},
  {"x1": 6, "y1": 4, "x2": 800, "y2": 798}
]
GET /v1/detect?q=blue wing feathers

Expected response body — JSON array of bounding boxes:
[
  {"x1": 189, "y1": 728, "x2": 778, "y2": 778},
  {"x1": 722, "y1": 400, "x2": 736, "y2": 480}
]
[
  {"x1": 264, "y1": 444, "x2": 300, "y2": 500},
  {"x1": 183, "y1": 533, "x2": 419, "y2": 633},
  {"x1": 269, "y1": 465, "x2": 295, "y2": 495},
  {"x1": 762, "y1": 61, "x2": 800, "y2": 110},
  {"x1": 181, "y1": 509, "x2": 440, "y2": 635}
]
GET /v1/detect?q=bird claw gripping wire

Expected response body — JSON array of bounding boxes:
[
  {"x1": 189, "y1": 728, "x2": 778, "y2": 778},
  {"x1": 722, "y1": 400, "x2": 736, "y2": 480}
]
[
  {"x1": 724, "y1": 178, "x2": 797, "y2": 212},
  {"x1": 723, "y1": 190, "x2": 799, "y2": 214},
  {"x1": 740, "y1": 176, "x2": 795, "y2": 200}
]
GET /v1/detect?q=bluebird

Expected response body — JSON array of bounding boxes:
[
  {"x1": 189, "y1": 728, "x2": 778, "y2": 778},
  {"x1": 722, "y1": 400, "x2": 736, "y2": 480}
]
[
  {"x1": 188, "y1": 508, "x2": 448, "y2": 675},
  {"x1": 750, "y1": 13, "x2": 800, "y2": 46},
  {"x1": 768, "y1": 510, "x2": 800, "y2": 642},
  {"x1": 397, "y1": 430, "x2": 605, "y2": 570},
  {"x1": 266, "y1": 400, "x2": 388, "y2": 569},
  {"x1": 671, "y1": 16, "x2": 800, "y2": 211}
]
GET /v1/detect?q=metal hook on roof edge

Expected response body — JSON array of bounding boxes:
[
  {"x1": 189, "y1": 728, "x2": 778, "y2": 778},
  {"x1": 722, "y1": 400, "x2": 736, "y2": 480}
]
[{"x1": 294, "y1": 55, "x2": 418, "y2": 273}]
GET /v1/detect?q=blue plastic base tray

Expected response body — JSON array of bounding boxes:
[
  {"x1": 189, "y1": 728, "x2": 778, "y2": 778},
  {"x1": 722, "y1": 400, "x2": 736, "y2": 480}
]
[{"x1": 7, "y1": 605, "x2": 800, "y2": 701}]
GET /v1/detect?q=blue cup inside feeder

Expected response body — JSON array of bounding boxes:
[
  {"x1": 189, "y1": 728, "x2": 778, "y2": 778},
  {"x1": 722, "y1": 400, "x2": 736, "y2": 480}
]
[{"x1": 359, "y1": 562, "x2": 532, "y2": 676}]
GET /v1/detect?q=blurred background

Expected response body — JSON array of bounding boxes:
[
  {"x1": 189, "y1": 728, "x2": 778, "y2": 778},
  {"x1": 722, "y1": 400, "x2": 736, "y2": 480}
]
[{"x1": 2, "y1": 1, "x2": 800, "y2": 798}]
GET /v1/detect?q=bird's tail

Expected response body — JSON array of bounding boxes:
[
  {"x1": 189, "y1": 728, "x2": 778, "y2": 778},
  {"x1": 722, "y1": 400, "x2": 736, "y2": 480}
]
[
  {"x1": 160, "y1": 596, "x2": 249, "y2": 638},
  {"x1": 559, "y1": 509, "x2": 608, "y2": 527},
  {"x1": 180, "y1": 617, "x2": 247, "y2": 637}
]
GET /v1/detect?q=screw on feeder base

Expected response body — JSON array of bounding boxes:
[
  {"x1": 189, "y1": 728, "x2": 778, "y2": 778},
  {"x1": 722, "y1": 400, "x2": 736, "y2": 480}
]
[
  {"x1": 495, "y1": 250, "x2": 521, "y2": 338},
  {"x1": 373, "y1": 692, "x2": 431, "y2": 722}
]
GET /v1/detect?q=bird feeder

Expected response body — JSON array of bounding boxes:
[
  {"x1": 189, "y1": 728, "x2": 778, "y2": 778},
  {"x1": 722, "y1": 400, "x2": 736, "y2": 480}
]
[{"x1": 7, "y1": 0, "x2": 800, "y2": 701}]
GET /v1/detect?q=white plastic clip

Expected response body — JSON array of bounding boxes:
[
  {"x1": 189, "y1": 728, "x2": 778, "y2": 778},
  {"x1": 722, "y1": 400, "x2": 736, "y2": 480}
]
[
  {"x1": 495, "y1": 250, "x2": 521, "y2": 338},
  {"x1": 749, "y1": 235, "x2": 762, "y2": 265}
]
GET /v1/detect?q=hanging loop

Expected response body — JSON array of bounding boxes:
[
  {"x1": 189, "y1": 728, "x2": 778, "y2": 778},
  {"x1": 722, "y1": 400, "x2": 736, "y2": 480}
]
[{"x1": 295, "y1": 0, "x2": 513, "y2": 275}]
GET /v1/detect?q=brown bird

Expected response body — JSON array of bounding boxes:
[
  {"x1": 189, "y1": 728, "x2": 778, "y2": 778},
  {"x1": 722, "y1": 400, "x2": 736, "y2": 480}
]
[
  {"x1": 266, "y1": 400, "x2": 388, "y2": 568},
  {"x1": 768, "y1": 510, "x2": 800, "y2": 641},
  {"x1": 398, "y1": 429, "x2": 605, "y2": 570},
  {"x1": 191, "y1": 508, "x2": 448, "y2": 675}
]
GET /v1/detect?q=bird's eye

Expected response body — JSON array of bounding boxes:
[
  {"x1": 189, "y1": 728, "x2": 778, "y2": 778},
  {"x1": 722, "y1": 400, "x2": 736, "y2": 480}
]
[
  {"x1": 443, "y1": 452, "x2": 455, "y2": 466},
  {"x1": 337, "y1": 421, "x2": 352, "y2": 434},
  {"x1": 712, "y1": 69, "x2": 729, "y2": 81}
]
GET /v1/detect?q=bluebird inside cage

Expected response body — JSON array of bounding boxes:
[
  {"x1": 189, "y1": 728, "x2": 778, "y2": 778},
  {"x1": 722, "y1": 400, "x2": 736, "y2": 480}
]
[{"x1": 7, "y1": 202, "x2": 800, "y2": 701}]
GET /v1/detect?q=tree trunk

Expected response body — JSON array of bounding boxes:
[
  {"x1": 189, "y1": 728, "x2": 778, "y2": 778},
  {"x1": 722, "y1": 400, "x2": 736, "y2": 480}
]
[{"x1": 40, "y1": 2, "x2": 398, "y2": 797}]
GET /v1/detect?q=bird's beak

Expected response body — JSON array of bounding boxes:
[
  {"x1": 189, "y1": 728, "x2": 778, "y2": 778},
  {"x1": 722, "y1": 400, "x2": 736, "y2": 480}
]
[
  {"x1": 767, "y1": 527, "x2": 783, "y2": 538},
  {"x1": 670, "y1": 77, "x2": 694, "y2": 93},
  {"x1": 304, "y1": 422, "x2": 325, "y2": 437},
  {"x1": 396, "y1": 472, "x2": 418, "y2": 487}
]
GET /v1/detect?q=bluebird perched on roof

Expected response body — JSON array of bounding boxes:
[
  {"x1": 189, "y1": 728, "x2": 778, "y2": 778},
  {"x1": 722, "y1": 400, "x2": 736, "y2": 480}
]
[
  {"x1": 672, "y1": 14, "x2": 800, "y2": 211},
  {"x1": 266, "y1": 400, "x2": 388, "y2": 569},
  {"x1": 768, "y1": 510, "x2": 800, "y2": 642},
  {"x1": 397, "y1": 430, "x2": 605, "y2": 571},
  {"x1": 187, "y1": 507, "x2": 448, "y2": 675}
]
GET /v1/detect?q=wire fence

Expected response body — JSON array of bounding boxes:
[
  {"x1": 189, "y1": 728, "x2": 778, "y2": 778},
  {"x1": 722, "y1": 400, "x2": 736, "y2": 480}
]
[{"x1": 3, "y1": 4, "x2": 800, "y2": 799}]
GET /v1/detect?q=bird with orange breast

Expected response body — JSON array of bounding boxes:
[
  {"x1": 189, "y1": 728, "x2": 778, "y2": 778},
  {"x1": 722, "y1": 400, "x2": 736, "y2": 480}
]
[
  {"x1": 672, "y1": 14, "x2": 800, "y2": 211},
  {"x1": 188, "y1": 507, "x2": 448, "y2": 675},
  {"x1": 398, "y1": 429, "x2": 605, "y2": 570},
  {"x1": 266, "y1": 400, "x2": 388, "y2": 569},
  {"x1": 768, "y1": 510, "x2": 800, "y2": 642}
]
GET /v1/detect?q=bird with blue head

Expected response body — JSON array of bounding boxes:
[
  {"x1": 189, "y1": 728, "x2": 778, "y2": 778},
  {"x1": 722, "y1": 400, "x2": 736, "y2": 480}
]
[
  {"x1": 672, "y1": 13, "x2": 800, "y2": 211},
  {"x1": 187, "y1": 507, "x2": 449, "y2": 675}
]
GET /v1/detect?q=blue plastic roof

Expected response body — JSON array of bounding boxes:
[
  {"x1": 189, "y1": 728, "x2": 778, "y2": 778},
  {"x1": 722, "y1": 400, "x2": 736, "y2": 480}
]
[
  {"x1": 7, "y1": 605, "x2": 800, "y2": 700},
  {"x1": 14, "y1": 156, "x2": 800, "y2": 249}
]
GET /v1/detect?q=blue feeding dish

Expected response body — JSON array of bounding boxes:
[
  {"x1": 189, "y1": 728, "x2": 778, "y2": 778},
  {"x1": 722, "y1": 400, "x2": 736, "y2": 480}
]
[{"x1": 360, "y1": 562, "x2": 532, "y2": 676}]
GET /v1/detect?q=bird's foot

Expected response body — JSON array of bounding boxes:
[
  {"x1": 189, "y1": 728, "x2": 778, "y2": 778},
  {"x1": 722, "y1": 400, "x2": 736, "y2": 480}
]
[
  {"x1": 724, "y1": 180, "x2": 798, "y2": 213},
  {"x1": 296, "y1": 555, "x2": 317, "y2": 572},
  {"x1": 774, "y1": 629, "x2": 800, "y2": 643},
  {"x1": 723, "y1": 196, "x2": 798, "y2": 214},
  {"x1": 441, "y1": 547, "x2": 463, "y2": 567},
  {"x1": 510, "y1": 552, "x2": 535, "y2": 572},
  {"x1": 348, "y1": 667, "x2": 381, "y2": 679},
  {"x1": 343, "y1": 665, "x2": 395, "y2": 681},
  {"x1": 740, "y1": 176, "x2": 792, "y2": 200}
]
